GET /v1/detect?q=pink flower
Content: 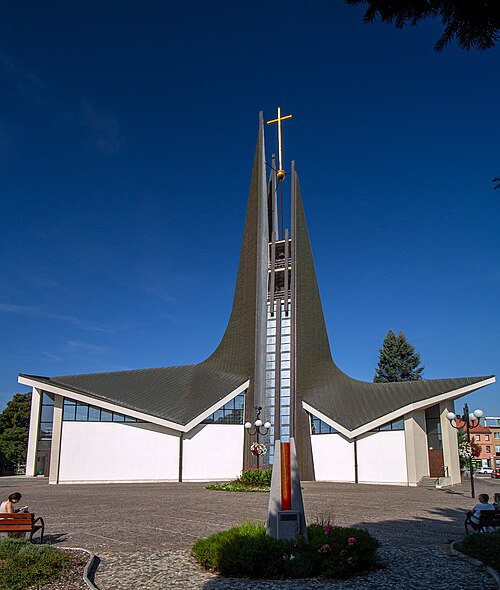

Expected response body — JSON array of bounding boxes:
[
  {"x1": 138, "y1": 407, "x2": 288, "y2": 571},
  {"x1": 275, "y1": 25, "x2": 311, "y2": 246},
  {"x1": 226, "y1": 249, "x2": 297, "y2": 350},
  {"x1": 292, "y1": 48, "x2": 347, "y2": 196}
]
[
  {"x1": 324, "y1": 525, "x2": 333, "y2": 535},
  {"x1": 347, "y1": 537, "x2": 356, "y2": 546}
]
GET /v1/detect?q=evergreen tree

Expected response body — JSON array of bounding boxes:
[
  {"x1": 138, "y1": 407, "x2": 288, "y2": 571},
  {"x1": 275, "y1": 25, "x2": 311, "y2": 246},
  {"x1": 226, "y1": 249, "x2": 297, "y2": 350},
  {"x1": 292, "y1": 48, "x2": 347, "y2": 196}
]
[
  {"x1": 0, "y1": 392, "x2": 31, "y2": 475},
  {"x1": 374, "y1": 330, "x2": 424, "y2": 383}
]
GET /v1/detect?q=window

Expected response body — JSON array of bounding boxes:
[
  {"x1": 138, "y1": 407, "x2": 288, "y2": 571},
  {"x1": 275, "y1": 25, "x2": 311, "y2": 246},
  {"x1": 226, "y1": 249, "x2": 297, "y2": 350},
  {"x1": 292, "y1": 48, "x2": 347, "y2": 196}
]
[
  {"x1": 486, "y1": 446, "x2": 491, "y2": 453},
  {"x1": 494, "y1": 433, "x2": 500, "y2": 439},
  {"x1": 202, "y1": 392, "x2": 244, "y2": 424},
  {"x1": 495, "y1": 446, "x2": 500, "y2": 454},
  {"x1": 39, "y1": 392, "x2": 54, "y2": 439},
  {"x1": 485, "y1": 435, "x2": 490, "y2": 441},
  {"x1": 310, "y1": 415, "x2": 338, "y2": 435},
  {"x1": 63, "y1": 399, "x2": 140, "y2": 423},
  {"x1": 475, "y1": 435, "x2": 481, "y2": 441},
  {"x1": 371, "y1": 418, "x2": 405, "y2": 432}
]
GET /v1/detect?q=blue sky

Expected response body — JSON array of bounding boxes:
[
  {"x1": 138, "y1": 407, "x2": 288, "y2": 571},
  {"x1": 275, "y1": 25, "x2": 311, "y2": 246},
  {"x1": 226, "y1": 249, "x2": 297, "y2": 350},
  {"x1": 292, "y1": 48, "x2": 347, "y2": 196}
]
[{"x1": 1, "y1": 1, "x2": 499, "y2": 417}]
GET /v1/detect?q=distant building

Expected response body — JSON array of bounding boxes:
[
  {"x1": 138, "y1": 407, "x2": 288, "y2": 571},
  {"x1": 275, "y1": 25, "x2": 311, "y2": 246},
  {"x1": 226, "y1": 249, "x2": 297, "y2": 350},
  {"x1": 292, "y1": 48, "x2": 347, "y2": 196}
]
[
  {"x1": 20, "y1": 114, "x2": 496, "y2": 485},
  {"x1": 483, "y1": 417, "x2": 500, "y2": 469}
]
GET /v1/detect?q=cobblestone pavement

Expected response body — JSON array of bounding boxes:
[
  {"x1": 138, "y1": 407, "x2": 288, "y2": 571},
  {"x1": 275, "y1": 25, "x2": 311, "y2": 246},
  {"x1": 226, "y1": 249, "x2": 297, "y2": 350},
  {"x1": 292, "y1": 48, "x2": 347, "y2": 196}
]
[{"x1": 2, "y1": 476, "x2": 499, "y2": 589}]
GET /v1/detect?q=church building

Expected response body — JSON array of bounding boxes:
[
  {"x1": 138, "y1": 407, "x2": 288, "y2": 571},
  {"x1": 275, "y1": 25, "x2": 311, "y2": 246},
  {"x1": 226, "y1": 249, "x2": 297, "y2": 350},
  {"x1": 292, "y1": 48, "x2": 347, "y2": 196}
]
[{"x1": 20, "y1": 113, "x2": 495, "y2": 486}]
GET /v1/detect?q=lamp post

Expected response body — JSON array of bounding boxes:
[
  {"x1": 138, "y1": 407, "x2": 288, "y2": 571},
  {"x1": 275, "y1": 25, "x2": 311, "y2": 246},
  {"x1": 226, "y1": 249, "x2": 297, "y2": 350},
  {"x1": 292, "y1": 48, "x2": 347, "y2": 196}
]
[
  {"x1": 447, "y1": 403, "x2": 483, "y2": 498},
  {"x1": 244, "y1": 405, "x2": 271, "y2": 469}
]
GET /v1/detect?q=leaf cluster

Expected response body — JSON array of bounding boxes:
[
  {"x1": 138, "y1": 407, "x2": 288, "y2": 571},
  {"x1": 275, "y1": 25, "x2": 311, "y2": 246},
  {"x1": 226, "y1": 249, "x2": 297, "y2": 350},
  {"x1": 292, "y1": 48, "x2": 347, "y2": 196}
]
[
  {"x1": 0, "y1": 393, "x2": 31, "y2": 475},
  {"x1": 0, "y1": 539, "x2": 69, "y2": 590},
  {"x1": 374, "y1": 329, "x2": 424, "y2": 382},
  {"x1": 457, "y1": 530, "x2": 500, "y2": 570},
  {"x1": 346, "y1": 1, "x2": 500, "y2": 51}
]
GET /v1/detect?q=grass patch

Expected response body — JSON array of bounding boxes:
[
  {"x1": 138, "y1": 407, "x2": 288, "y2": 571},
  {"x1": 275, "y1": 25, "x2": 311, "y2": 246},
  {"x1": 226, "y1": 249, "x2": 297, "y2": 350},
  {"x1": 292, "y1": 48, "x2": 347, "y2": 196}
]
[
  {"x1": 0, "y1": 538, "x2": 69, "y2": 590},
  {"x1": 206, "y1": 481, "x2": 270, "y2": 492},
  {"x1": 456, "y1": 531, "x2": 500, "y2": 571},
  {"x1": 206, "y1": 467, "x2": 272, "y2": 492},
  {"x1": 192, "y1": 521, "x2": 380, "y2": 579}
]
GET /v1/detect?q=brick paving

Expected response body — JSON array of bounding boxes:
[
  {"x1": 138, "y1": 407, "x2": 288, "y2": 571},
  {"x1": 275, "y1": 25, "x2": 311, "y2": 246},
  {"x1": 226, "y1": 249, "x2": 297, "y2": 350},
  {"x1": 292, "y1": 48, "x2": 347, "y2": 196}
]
[{"x1": 1, "y1": 476, "x2": 499, "y2": 589}]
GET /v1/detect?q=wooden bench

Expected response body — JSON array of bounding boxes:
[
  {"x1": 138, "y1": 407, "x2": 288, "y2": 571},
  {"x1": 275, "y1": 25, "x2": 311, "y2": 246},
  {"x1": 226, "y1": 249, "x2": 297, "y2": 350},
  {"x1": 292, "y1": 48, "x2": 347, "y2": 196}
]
[
  {"x1": 0, "y1": 512, "x2": 45, "y2": 543},
  {"x1": 465, "y1": 509, "x2": 500, "y2": 534}
]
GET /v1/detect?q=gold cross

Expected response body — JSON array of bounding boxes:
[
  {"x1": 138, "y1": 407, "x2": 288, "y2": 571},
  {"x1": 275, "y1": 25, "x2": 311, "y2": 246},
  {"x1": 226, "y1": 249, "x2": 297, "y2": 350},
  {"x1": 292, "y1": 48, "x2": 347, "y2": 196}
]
[{"x1": 267, "y1": 107, "x2": 292, "y2": 180}]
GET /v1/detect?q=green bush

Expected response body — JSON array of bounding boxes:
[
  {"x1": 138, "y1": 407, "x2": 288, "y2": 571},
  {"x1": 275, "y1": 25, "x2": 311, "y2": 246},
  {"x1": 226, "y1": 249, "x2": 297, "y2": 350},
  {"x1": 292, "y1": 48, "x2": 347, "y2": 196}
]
[
  {"x1": 457, "y1": 531, "x2": 500, "y2": 570},
  {"x1": 237, "y1": 467, "x2": 272, "y2": 487},
  {"x1": 192, "y1": 521, "x2": 380, "y2": 579},
  {"x1": 0, "y1": 539, "x2": 69, "y2": 590}
]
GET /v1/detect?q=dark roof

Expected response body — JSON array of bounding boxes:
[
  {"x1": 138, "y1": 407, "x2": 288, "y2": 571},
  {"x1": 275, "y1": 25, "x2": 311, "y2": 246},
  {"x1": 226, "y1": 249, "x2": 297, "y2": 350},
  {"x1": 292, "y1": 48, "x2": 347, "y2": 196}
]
[
  {"x1": 21, "y1": 366, "x2": 247, "y2": 426},
  {"x1": 291, "y1": 168, "x2": 493, "y2": 433}
]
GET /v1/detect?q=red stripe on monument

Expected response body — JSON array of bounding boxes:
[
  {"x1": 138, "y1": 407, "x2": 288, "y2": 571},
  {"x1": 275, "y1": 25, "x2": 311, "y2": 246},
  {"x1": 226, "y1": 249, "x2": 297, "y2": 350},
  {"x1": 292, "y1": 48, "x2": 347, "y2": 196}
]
[{"x1": 281, "y1": 442, "x2": 291, "y2": 510}]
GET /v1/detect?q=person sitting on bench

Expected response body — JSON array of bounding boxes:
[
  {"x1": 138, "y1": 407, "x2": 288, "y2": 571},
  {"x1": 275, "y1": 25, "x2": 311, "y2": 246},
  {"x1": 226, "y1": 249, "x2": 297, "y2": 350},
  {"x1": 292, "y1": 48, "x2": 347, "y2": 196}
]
[
  {"x1": 0, "y1": 492, "x2": 28, "y2": 514},
  {"x1": 467, "y1": 493, "x2": 495, "y2": 531}
]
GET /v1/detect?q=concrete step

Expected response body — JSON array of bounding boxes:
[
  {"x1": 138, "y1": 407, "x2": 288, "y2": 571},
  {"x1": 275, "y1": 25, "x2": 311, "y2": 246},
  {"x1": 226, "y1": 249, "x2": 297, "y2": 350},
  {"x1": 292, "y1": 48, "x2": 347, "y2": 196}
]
[{"x1": 418, "y1": 476, "x2": 438, "y2": 488}]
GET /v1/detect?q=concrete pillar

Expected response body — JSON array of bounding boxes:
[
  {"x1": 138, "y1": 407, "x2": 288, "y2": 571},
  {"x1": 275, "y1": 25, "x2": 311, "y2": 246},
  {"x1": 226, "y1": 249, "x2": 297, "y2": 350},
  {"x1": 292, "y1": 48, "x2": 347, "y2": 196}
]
[
  {"x1": 404, "y1": 409, "x2": 429, "y2": 486},
  {"x1": 25, "y1": 388, "x2": 42, "y2": 476},
  {"x1": 440, "y1": 401, "x2": 461, "y2": 485},
  {"x1": 49, "y1": 395, "x2": 64, "y2": 485}
]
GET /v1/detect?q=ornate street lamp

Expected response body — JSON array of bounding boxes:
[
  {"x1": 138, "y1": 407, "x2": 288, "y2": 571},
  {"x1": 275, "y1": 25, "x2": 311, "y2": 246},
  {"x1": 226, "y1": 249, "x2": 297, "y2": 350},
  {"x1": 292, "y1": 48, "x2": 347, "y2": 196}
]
[
  {"x1": 447, "y1": 403, "x2": 484, "y2": 498},
  {"x1": 244, "y1": 405, "x2": 271, "y2": 469}
]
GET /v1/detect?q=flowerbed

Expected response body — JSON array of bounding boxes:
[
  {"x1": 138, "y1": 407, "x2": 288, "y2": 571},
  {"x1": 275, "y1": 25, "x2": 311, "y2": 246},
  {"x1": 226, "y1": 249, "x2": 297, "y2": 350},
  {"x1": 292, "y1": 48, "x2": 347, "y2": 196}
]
[
  {"x1": 192, "y1": 521, "x2": 380, "y2": 579},
  {"x1": 206, "y1": 467, "x2": 272, "y2": 492}
]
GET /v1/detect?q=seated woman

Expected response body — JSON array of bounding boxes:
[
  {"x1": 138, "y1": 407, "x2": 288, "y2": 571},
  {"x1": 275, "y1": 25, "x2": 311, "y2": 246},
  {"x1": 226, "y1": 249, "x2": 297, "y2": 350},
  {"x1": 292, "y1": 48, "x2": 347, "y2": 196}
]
[{"x1": 0, "y1": 492, "x2": 28, "y2": 513}]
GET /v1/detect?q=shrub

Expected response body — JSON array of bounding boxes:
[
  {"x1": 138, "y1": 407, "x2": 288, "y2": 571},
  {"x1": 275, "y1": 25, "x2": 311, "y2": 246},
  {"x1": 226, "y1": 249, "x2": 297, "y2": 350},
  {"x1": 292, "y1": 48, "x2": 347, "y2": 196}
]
[
  {"x1": 457, "y1": 531, "x2": 500, "y2": 570},
  {"x1": 192, "y1": 521, "x2": 380, "y2": 579},
  {"x1": 237, "y1": 467, "x2": 272, "y2": 487},
  {"x1": 0, "y1": 539, "x2": 69, "y2": 590}
]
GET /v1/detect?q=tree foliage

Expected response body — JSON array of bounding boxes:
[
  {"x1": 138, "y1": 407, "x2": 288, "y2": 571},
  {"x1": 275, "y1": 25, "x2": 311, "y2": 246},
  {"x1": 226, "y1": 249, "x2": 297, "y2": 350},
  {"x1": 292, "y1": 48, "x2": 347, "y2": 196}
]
[
  {"x1": 0, "y1": 392, "x2": 31, "y2": 475},
  {"x1": 374, "y1": 329, "x2": 424, "y2": 382},
  {"x1": 346, "y1": 1, "x2": 500, "y2": 51}
]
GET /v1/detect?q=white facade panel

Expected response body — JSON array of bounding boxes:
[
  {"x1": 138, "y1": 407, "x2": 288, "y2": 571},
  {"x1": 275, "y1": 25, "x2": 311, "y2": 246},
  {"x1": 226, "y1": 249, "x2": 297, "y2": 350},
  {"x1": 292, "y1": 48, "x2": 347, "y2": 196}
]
[
  {"x1": 357, "y1": 431, "x2": 408, "y2": 485},
  {"x1": 182, "y1": 424, "x2": 243, "y2": 481},
  {"x1": 311, "y1": 434, "x2": 355, "y2": 482},
  {"x1": 59, "y1": 421, "x2": 179, "y2": 482}
]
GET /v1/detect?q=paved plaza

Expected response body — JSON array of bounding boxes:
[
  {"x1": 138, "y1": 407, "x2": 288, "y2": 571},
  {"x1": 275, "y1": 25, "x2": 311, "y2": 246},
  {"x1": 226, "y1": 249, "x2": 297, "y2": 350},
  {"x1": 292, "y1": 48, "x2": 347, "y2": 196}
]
[{"x1": 1, "y1": 476, "x2": 499, "y2": 589}]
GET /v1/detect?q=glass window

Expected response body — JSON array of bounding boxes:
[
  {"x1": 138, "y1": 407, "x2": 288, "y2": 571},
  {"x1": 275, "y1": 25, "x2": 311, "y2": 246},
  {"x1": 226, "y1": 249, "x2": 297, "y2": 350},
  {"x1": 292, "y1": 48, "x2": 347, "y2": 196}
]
[
  {"x1": 281, "y1": 342, "x2": 291, "y2": 352},
  {"x1": 486, "y1": 446, "x2": 491, "y2": 453},
  {"x1": 391, "y1": 419, "x2": 405, "y2": 430},
  {"x1": 75, "y1": 405, "x2": 89, "y2": 421},
  {"x1": 88, "y1": 407, "x2": 101, "y2": 421},
  {"x1": 485, "y1": 435, "x2": 490, "y2": 441},
  {"x1": 202, "y1": 392, "x2": 245, "y2": 424},
  {"x1": 280, "y1": 378, "x2": 290, "y2": 388},
  {"x1": 40, "y1": 405, "x2": 54, "y2": 423},
  {"x1": 267, "y1": 336, "x2": 276, "y2": 345},
  {"x1": 124, "y1": 415, "x2": 137, "y2": 422},
  {"x1": 495, "y1": 446, "x2": 500, "y2": 453},
  {"x1": 112, "y1": 413, "x2": 125, "y2": 422},
  {"x1": 42, "y1": 392, "x2": 54, "y2": 406},
  {"x1": 266, "y1": 370, "x2": 275, "y2": 379},
  {"x1": 63, "y1": 403, "x2": 76, "y2": 421},
  {"x1": 100, "y1": 410, "x2": 113, "y2": 422},
  {"x1": 476, "y1": 435, "x2": 481, "y2": 441}
]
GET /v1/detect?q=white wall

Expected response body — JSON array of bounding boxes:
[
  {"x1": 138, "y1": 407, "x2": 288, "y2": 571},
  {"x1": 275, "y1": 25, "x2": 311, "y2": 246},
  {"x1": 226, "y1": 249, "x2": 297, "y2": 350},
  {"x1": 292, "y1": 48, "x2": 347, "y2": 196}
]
[
  {"x1": 59, "y1": 421, "x2": 180, "y2": 482},
  {"x1": 357, "y1": 431, "x2": 408, "y2": 484},
  {"x1": 311, "y1": 434, "x2": 355, "y2": 482},
  {"x1": 182, "y1": 424, "x2": 243, "y2": 481}
]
